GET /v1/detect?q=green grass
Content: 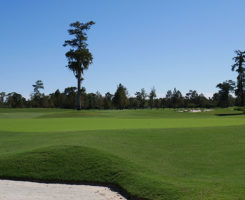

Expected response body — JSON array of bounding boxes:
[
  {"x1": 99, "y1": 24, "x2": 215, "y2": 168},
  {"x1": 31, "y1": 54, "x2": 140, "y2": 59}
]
[{"x1": 0, "y1": 108, "x2": 245, "y2": 199}]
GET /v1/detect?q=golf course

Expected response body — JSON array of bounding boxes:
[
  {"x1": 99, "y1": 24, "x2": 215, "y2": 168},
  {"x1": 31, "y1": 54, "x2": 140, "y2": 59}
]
[{"x1": 0, "y1": 108, "x2": 245, "y2": 200}]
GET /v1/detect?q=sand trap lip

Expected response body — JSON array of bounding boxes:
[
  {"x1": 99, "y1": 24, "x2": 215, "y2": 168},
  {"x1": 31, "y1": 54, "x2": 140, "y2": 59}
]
[{"x1": 0, "y1": 180, "x2": 127, "y2": 200}]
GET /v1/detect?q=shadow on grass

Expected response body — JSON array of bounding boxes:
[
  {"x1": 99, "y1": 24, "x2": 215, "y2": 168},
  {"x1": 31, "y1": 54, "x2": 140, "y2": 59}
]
[{"x1": 215, "y1": 113, "x2": 245, "y2": 116}]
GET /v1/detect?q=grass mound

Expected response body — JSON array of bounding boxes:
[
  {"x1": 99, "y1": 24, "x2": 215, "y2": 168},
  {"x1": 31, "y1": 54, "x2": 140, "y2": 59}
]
[{"x1": 0, "y1": 145, "x2": 180, "y2": 200}]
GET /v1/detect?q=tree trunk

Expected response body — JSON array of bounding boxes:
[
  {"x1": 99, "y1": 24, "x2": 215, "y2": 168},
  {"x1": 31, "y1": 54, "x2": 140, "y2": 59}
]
[
  {"x1": 242, "y1": 87, "x2": 245, "y2": 107},
  {"x1": 77, "y1": 72, "x2": 82, "y2": 110},
  {"x1": 240, "y1": 76, "x2": 244, "y2": 107},
  {"x1": 238, "y1": 63, "x2": 244, "y2": 106}
]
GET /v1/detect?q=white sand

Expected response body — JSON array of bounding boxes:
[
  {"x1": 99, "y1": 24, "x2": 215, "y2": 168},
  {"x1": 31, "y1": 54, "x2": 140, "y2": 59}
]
[
  {"x1": 178, "y1": 109, "x2": 213, "y2": 113},
  {"x1": 0, "y1": 180, "x2": 127, "y2": 200}
]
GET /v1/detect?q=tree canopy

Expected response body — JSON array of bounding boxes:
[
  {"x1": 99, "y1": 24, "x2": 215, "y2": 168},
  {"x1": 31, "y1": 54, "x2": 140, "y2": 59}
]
[
  {"x1": 113, "y1": 84, "x2": 128, "y2": 109},
  {"x1": 64, "y1": 21, "x2": 95, "y2": 110},
  {"x1": 216, "y1": 80, "x2": 235, "y2": 107},
  {"x1": 231, "y1": 50, "x2": 245, "y2": 106}
]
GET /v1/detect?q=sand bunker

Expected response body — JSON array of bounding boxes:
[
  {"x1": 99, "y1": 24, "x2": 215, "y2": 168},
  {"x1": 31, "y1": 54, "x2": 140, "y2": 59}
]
[
  {"x1": 178, "y1": 109, "x2": 213, "y2": 113},
  {"x1": 0, "y1": 180, "x2": 127, "y2": 200}
]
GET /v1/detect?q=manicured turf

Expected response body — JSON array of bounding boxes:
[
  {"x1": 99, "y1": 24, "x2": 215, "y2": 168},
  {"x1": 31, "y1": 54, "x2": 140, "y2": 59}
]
[{"x1": 0, "y1": 108, "x2": 245, "y2": 200}]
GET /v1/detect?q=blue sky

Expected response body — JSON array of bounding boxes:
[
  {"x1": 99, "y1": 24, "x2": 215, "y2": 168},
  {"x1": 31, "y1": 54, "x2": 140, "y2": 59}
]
[{"x1": 0, "y1": 0, "x2": 245, "y2": 98}]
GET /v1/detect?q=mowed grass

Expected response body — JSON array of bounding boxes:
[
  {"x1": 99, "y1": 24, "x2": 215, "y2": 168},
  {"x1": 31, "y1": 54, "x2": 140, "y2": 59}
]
[{"x1": 0, "y1": 108, "x2": 245, "y2": 200}]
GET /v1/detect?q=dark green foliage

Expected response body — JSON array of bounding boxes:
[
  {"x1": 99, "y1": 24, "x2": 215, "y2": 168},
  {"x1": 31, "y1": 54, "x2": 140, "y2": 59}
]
[
  {"x1": 128, "y1": 97, "x2": 138, "y2": 109},
  {"x1": 1, "y1": 85, "x2": 237, "y2": 109},
  {"x1": 63, "y1": 87, "x2": 77, "y2": 108},
  {"x1": 31, "y1": 80, "x2": 45, "y2": 107},
  {"x1": 185, "y1": 90, "x2": 211, "y2": 108},
  {"x1": 64, "y1": 21, "x2": 95, "y2": 110},
  {"x1": 149, "y1": 87, "x2": 156, "y2": 109},
  {"x1": 0, "y1": 92, "x2": 6, "y2": 105},
  {"x1": 32, "y1": 80, "x2": 44, "y2": 96},
  {"x1": 113, "y1": 84, "x2": 128, "y2": 109},
  {"x1": 135, "y1": 88, "x2": 147, "y2": 108},
  {"x1": 185, "y1": 90, "x2": 198, "y2": 107},
  {"x1": 6, "y1": 92, "x2": 25, "y2": 108},
  {"x1": 94, "y1": 92, "x2": 104, "y2": 109},
  {"x1": 216, "y1": 80, "x2": 235, "y2": 107},
  {"x1": 49, "y1": 90, "x2": 65, "y2": 108},
  {"x1": 171, "y1": 88, "x2": 184, "y2": 108},
  {"x1": 103, "y1": 92, "x2": 113, "y2": 109},
  {"x1": 231, "y1": 50, "x2": 245, "y2": 106},
  {"x1": 165, "y1": 88, "x2": 184, "y2": 108}
]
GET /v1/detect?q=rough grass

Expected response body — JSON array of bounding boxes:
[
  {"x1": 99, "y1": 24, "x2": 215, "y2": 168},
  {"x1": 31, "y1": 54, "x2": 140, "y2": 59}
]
[{"x1": 0, "y1": 108, "x2": 245, "y2": 199}]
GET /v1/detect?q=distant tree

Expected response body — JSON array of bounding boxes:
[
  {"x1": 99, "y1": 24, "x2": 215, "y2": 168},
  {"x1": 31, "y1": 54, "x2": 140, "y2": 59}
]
[
  {"x1": 31, "y1": 80, "x2": 44, "y2": 107},
  {"x1": 166, "y1": 88, "x2": 183, "y2": 108},
  {"x1": 231, "y1": 50, "x2": 245, "y2": 106},
  {"x1": 153, "y1": 98, "x2": 161, "y2": 108},
  {"x1": 135, "y1": 88, "x2": 147, "y2": 108},
  {"x1": 140, "y1": 88, "x2": 147, "y2": 108},
  {"x1": 80, "y1": 87, "x2": 88, "y2": 109},
  {"x1": 149, "y1": 87, "x2": 156, "y2": 109},
  {"x1": 7, "y1": 92, "x2": 25, "y2": 108},
  {"x1": 64, "y1": 87, "x2": 77, "y2": 108},
  {"x1": 64, "y1": 21, "x2": 95, "y2": 110},
  {"x1": 95, "y1": 91, "x2": 104, "y2": 109},
  {"x1": 64, "y1": 87, "x2": 77, "y2": 96},
  {"x1": 216, "y1": 80, "x2": 235, "y2": 107},
  {"x1": 212, "y1": 93, "x2": 220, "y2": 107},
  {"x1": 104, "y1": 92, "x2": 113, "y2": 109},
  {"x1": 49, "y1": 89, "x2": 62, "y2": 108},
  {"x1": 160, "y1": 98, "x2": 167, "y2": 108},
  {"x1": 134, "y1": 92, "x2": 141, "y2": 108},
  {"x1": 185, "y1": 90, "x2": 199, "y2": 107},
  {"x1": 128, "y1": 97, "x2": 138, "y2": 109},
  {"x1": 185, "y1": 90, "x2": 198, "y2": 100},
  {"x1": 41, "y1": 96, "x2": 50, "y2": 108},
  {"x1": 197, "y1": 93, "x2": 210, "y2": 108},
  {"x1": 113, "y1": 84, "x2": 128, "y2": 109},
  {"x1": 172, "y1": 88, "x2": 183, "y2": 108},
  {"x1": 165, "y1": 90, "x2": 173, "y2": 107},
  {"x1": 87, "y1": 93, "x2": 96, "y2": 109},
  {"x1": 32, "y1": 80, "x2": 44, "y2": 97},
  {"x1": 0, "y1": 92, "x2": 6, "y2": 105}
]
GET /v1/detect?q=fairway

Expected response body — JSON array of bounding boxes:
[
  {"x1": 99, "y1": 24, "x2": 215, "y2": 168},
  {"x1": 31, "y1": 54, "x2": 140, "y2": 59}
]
[{"x1": 0, "y1": 108, "x2": 245, "y2": 200}]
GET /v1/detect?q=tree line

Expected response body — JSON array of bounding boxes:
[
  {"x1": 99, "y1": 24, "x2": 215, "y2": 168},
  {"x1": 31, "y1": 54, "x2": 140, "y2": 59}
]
[
  {"x1": 1, "y1": 21, "x2": 245, "y2": 110},
  {"x1": 0, "y1": 80, "x2": 238, "y2": 109}
]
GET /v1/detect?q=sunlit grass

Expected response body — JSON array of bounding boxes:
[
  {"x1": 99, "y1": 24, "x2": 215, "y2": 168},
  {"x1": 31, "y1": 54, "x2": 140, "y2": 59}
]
[{"x1": 0, "y1": 108, "x2": 245, "y2": 199}]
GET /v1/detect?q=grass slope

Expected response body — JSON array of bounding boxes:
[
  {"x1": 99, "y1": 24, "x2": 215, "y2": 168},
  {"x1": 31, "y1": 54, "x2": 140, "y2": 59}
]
[
  {"x1": 0, "y1": 108, "x2": 245, "y2": 199},
  {"x1": 0, "y1": 145, "x2": 179, "y2": 200}
]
